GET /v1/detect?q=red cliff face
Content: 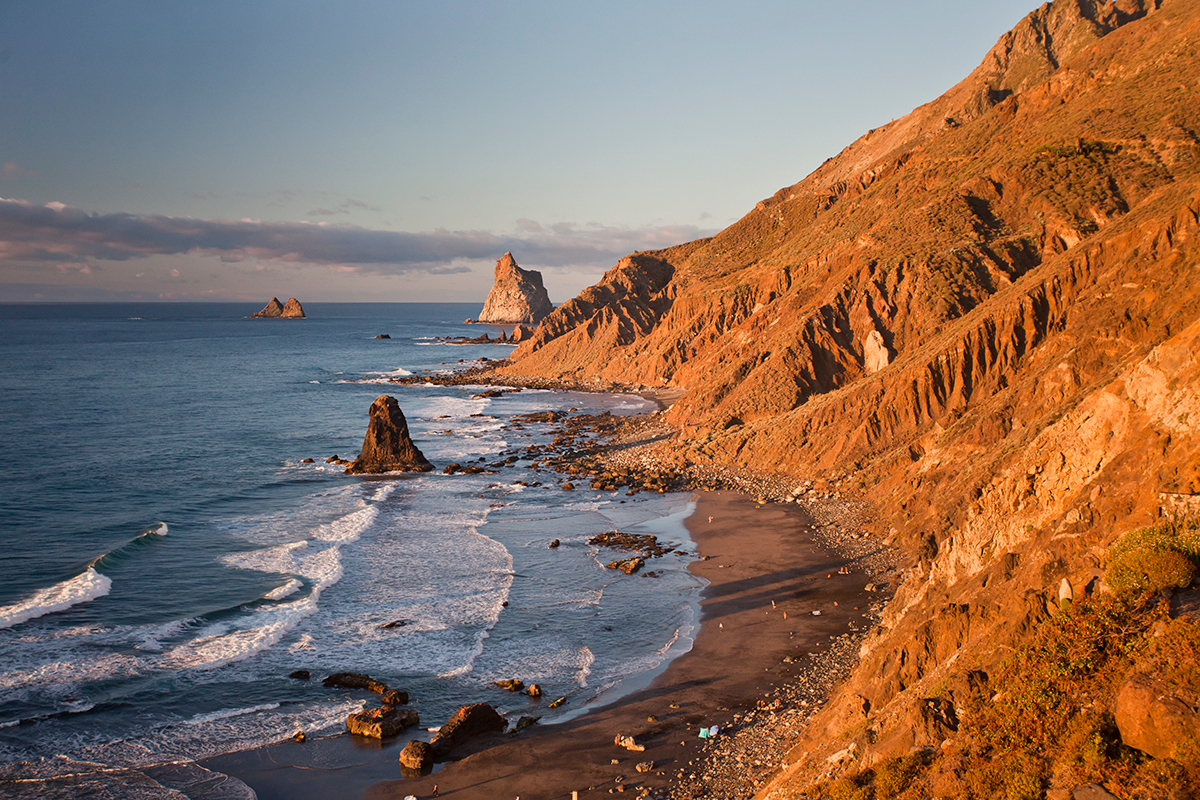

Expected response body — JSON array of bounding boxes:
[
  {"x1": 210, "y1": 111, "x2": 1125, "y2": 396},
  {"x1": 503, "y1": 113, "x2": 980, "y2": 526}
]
[{"x1": 499, "y1": 0, "x2": 1200, "y2": 785}]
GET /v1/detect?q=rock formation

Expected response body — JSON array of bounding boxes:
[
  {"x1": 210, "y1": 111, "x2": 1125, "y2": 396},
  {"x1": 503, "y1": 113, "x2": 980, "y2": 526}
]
[
  {"x1": 398, "y1": 740, "x2": 433, "y2": 772},
  {"x1": 249, "y1": 297, "x2": 305, "y2": 318},
  {"x1": 489, "y1": 0, "x2": 1200, "y2": 790},
  {"x1": 345, "y1": 396, "x2": 434, "y2": 474},
  {"x1": 476, "y1": 252, "x2": 554, "y2": 324},
  {"x1": 345, "y1": 705, "x2": 419, "y2": 738},
  {"x1": 429, "y1": 703, "x2": 507, "y2": 757}
]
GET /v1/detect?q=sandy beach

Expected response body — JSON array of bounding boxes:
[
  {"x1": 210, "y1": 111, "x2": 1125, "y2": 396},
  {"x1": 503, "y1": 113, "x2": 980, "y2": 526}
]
[{"x1": 205, "y1": 490, "x2": 872, "y2": 800}]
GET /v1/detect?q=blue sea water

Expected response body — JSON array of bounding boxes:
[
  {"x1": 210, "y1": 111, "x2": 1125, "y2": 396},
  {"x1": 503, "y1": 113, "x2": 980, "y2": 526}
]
[{"x1": 0, "y1": 303, "x2": 700, "y2": 796}]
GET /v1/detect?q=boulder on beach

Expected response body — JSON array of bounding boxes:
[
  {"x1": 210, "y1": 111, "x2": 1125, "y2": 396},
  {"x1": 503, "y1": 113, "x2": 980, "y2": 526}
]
[
  {"x1": 345, "y1": 396, "x2": 434, "y2": 475},
  {"x1": 430, "y1": 703, "x2": 507, "y2": 757},
  {"x1": 476, "y1": 252, "x2": 554, "y2": 324},
  {"x1": 346, "y1": 705, "x2": 419, "y2": 739},
  {"x1": 398, "y1": 739, "x2": 433, "y2": 771}
]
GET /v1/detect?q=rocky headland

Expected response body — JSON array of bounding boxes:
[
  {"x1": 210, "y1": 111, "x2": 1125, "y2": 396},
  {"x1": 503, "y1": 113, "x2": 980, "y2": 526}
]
[
  {"x1": 384, "y1": 0, "x2": 1200, "y2": 796},
  {"x1": 249, "y1": 296, "x2": 305, "y2": 318},
  {"x1": 471, "y1": 252, "x2": 554, "y2": 324}
]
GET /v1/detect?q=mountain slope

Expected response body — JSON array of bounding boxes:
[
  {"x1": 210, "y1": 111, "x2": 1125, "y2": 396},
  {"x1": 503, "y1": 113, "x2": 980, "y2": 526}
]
[{"x1": 498, "y1": 0, "x2": 1200, "y2": 791}]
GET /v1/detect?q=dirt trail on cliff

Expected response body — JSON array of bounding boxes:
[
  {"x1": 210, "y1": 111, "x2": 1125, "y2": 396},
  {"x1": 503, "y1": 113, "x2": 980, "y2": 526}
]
[{"x1": 496, "y1": 0, "x2": 1200, "y2": 792}]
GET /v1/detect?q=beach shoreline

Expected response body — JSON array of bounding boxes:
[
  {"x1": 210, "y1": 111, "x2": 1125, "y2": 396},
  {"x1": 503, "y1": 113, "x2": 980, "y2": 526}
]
[{"x1": 205, "y1": 489, "x2": 880, "y2": 800}]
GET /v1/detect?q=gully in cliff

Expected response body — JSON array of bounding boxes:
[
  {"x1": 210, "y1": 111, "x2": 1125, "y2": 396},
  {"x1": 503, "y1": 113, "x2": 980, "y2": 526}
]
[{"x1": 345, "y1": 395, "x2": 434, "y2": 474}]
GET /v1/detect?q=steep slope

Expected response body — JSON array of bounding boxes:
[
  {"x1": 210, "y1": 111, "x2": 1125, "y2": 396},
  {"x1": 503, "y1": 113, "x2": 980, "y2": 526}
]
[{"x1": 497, "y1": 0, "x2": 1200, "y2": 791}]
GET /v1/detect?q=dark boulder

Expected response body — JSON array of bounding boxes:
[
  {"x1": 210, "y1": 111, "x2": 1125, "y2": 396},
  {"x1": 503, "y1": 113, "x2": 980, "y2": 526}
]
[
  {"x1": 323, "y1": 672, "x2": 389, "y2": 694},
  {"x1": 430, "y1": 703, "x2": 507, "y2": 757}
]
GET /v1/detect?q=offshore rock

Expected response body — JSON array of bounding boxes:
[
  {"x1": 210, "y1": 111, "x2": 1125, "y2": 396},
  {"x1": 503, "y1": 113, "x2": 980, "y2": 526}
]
[
  {"x1": 477, "y1": 252, "x2": 554, "y2": 324},
  {"x1": 250, "y1": 297, "x2": 306, "y2": 318},
  {"x1": 346, "y1": 396, "x2": 434, "y2": 474},
  {"x1": 429, "y1": 703, "x2": 507, "y2": 757}
]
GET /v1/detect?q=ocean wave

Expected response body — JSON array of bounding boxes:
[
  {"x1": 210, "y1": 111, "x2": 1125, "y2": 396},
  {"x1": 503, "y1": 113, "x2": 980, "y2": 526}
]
[
  {"x1": 367, "y1": 367, "x2": 413, "y2": 378},
  {"x1": 140, "y1": 522, "x2": 168, "y2": 538},
  {"x1": 184, "y1": 702, "x2": 280, "y2": 726},
  {"x1": 161, "y1": 594, "x2": 321, "y2": 671},
  {"x1": 264, "y1": 578, "x2": 302, "y2": 601},
  {"x1": 434, "y1": 518, "x2": 515, "y2": 679},
  {"x1": 577, "y1": 645, "x2": 595, "y2": 687},
  {"x1": 0, "y1": 568, "x2": 112, "y2": 630}
]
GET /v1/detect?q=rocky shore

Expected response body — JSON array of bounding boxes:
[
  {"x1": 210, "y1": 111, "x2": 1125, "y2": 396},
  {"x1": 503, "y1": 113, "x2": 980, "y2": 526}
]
[{"x1": 208, "y1": 367, "x2": 896, "y2": 800}]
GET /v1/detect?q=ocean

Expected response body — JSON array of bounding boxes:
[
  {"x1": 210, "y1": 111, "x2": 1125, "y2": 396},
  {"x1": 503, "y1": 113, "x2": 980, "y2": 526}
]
[{"x1": 0, "y1": 302, "x2": 701, "y2": 798}]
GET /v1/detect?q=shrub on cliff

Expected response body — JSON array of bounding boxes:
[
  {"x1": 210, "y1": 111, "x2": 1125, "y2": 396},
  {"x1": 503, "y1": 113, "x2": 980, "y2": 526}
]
[
  {"x1": 804, "y1": 593, "x2": 1197, "y2": 799},
  {"x1": 1105, "y1": 517, "x2": 1200, "y2": 598}
]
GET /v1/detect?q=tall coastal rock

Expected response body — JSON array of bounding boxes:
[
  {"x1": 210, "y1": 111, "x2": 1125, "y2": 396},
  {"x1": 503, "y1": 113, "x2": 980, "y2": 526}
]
[
  {"x1": 476, "y1": 253, "x2": 554, "y2": 324},
  {"x1": 250, "y1": 297, "x2": 305, "y2": 318},
  {"x1": 345, "y1": 395, "x2": 433, "y2": 474},
  {"x1": 497, "y1": 0, "x2": 1200, "y2": 791}
]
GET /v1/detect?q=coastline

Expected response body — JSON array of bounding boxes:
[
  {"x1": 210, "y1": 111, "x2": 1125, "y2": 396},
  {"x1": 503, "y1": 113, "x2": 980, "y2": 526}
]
[{"x1": 206, "y1": 490, "x2": 879, "y2": 799}]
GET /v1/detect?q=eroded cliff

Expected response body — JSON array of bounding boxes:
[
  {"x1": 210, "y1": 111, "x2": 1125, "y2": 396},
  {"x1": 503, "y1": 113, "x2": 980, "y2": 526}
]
[{"x1": 497, "y1": 0, "x2": 1200, "y2": 793}]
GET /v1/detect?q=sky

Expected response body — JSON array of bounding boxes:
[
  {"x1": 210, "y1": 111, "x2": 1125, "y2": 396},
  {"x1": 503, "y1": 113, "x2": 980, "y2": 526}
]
[{"x1": 0, "y1": 0, "x2": 1042, "y2": 304}]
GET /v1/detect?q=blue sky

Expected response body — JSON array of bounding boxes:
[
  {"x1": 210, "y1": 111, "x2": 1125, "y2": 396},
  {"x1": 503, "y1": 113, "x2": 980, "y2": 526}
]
[{"x1": 1, "y1": 1, "x2": 1039, "y2": 303}]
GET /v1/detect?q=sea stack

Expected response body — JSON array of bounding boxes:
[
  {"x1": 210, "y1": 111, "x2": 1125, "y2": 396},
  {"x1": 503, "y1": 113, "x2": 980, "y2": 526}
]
[
  {"x1": 345, "y1": 395, "x2": 434, "y2": 474},
  {"x1": 250, "y1": 297, "x2": 306, "y2": 318},
  {"x1": 476, "y1": 252, "x2": 554, "y2": 324}
]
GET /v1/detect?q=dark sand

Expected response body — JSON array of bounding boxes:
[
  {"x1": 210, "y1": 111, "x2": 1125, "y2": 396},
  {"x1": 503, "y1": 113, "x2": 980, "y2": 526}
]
[{"x1": 204, "y1": 491, "x2": 870, "y2": 800}]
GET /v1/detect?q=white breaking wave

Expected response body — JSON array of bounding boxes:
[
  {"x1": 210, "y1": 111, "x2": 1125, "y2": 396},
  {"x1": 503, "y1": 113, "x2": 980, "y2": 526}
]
[
  {"x1": 0, "y1": 568, "x2": 113, "y2": 630},
  {"x1": 264, "y1": 579, "x2": 302, "y2": 601},
  {"x1": 577, "y1": 645, "x2": 595, "y2": 687},
  {"x1": 140, "y1": 522, "x2": 168, "y2": 538},
  {"x1": 368, "y1": 367, "x2": 413, "y2": 377},
  {"x1": 184, "y1": 702, "x2": 280, "y2": 726}
]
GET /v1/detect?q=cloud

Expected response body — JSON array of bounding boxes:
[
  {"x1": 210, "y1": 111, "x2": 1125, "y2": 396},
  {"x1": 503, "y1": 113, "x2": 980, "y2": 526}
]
[
  {"x1": 1, "y1": 162, "x2": 37, "y2": 180},
  {"x1": 0, "y1": 197, "x2": 717, "y2": 277}
]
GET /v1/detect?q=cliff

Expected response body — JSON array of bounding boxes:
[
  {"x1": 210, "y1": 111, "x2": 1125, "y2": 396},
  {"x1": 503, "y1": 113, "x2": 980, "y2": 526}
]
[
  {"x1": 498, "y1": 0, "x2": 1200, "y2": 792},
  {"x1": 476, "y1": 252, "x2": 555, "y2": 324}
]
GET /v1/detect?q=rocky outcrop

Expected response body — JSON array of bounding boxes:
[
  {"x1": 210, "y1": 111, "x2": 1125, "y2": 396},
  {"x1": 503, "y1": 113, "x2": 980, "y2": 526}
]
[
  {"x1": 429, "y1": 703, "x2": 507, "y2": 757},
  {"x1": 1115, "y1": 672, "x2": 1200, "y2": 761},
  {"x1": 477, "y1": 253, "x2": 554, "y2": 324},
  {"x1": 345, "y1": 396, "x2": 434, "y2": 475},
  {"x1": 398, "y1": 740, "x2": 433, "y2": 772},
  {"x1": 250, "y1": 297, "x2": 305, "y2": 318},
  {"x1": 345, "y1": 705, "x2": 419, "y2": 738}
]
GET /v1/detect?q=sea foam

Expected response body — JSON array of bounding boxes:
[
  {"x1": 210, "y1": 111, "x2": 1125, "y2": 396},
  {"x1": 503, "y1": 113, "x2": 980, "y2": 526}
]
[{"x1": 0, "y1": 568, "x2": 112, "y2": 630}]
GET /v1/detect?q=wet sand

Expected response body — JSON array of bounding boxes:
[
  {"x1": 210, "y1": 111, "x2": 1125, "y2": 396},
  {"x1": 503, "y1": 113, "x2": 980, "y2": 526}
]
[{"x1": 204, "y1": 491, "x2": 870, "y2": 800}]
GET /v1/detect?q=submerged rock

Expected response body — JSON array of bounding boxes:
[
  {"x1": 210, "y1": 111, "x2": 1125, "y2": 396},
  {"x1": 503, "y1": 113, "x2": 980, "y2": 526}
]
[
  {"x1": 345, "y1": 396, "x2": 434, "y2": 475},
  {"x1": 323, "y1": 672, "x2": 389, "y2": 694},
  {"x1": 476, "y1": 252, "x2": 554, "y2": 324}
]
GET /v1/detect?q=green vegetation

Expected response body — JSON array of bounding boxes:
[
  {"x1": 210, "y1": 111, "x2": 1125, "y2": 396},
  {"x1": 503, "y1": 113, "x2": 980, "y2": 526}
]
[{"x1": 802, "y1": 519, "x2": 1200, "y2": 800}]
